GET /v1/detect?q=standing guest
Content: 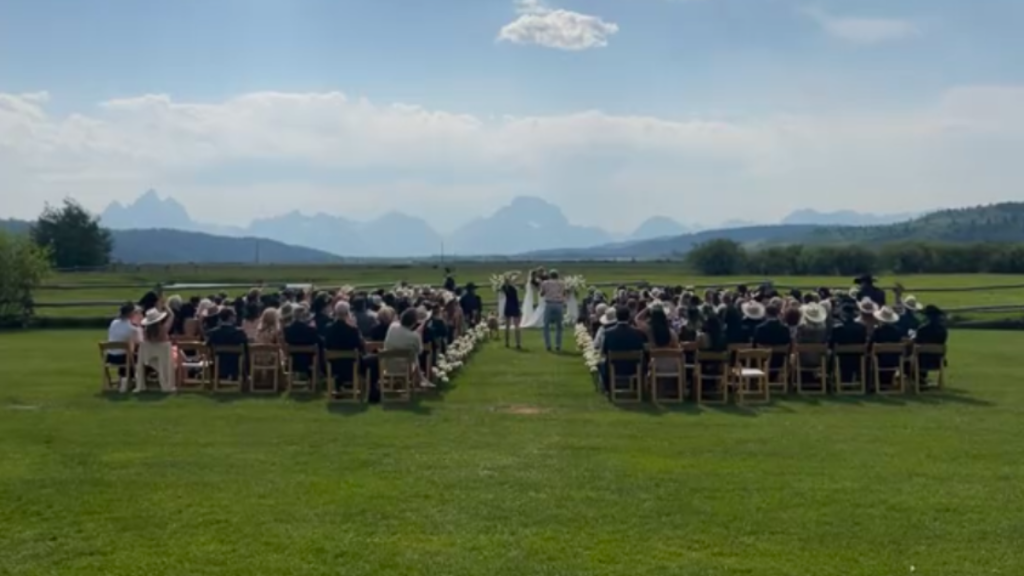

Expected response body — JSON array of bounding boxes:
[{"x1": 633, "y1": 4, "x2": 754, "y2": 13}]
[
  {"x1": 241, "y1": 303, "x2": 261, "y2": 341},
  {"x1": 351, "y1": 296, "x2": 378, "y2": 339},
  {"x1": 206, "y1": 308, "x2": 250, "y2": 382},
  {"x1": 460, "y1": 283, "x2": 483, "y2": 327},
  {"x1": 855, "y1": 274, "x2": 886, "y2": 306},
  {"x1": 284, "y1": 305, "x2": 324, "y2": 377},
  {"x1": 324, "y1": 301, "x2": 368, "y2": 395},
  {"x1": 540, "y1": 271, "x2": 568, "y2": 353},
  {"x1": 139, "y1": 290, "x2": 160, "y2": 313},
  {"x1": 443, "y1": 268, "x2": 457, "y2": 293},
  {"x1": 107, "y1": 303, "x2": 143, "y2": 392},
  {"x1": 136, "y1": 305, "x2": 176, "y2": 393},
  {"x1": 501, "y1": 276, "x2": 523, "y2": 349},
  {"x1": 599, "y1": 306, "x2": 647, "y2": 394}
]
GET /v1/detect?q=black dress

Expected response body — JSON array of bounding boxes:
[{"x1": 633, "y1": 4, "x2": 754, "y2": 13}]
[{"x1": 502, "y1": 285, "x2": 522, "y2": 318}]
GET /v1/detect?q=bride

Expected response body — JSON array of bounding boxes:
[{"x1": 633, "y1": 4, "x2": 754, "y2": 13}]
[{"x1": 520, "y1": 268, "x2": 547, "y2": 329}]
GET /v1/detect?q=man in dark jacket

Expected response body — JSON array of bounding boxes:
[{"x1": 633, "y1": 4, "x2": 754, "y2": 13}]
[
  {"x1": 205, "y1": 307, "x2": 250, "y2": 381},
  {"x1": 913, "y1": 305, "x2": 948, "y2": 387},
  {"x1": 855, "y1": 274, "x2": 886, "y2": 306},
  {"x1": 284, "y1": 305, "x2": 324, "y2": 376},
  {"x1": 324, "y1": 301, "x2": 368, "y2": 394},
  {"x1": 599, "y1": 306, "x2": 648, "y2": 394},
  {"x1": 753, "y1": 304, "x2": 792, "y2": 373},
  {"x1": 460, "y1": 283, "x2": 483, "y2": 326}
]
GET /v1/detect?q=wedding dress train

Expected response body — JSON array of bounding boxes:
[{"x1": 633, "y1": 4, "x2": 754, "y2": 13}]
[{"x1": 519, "y1": 283, "x2": 547, "y2": 329}]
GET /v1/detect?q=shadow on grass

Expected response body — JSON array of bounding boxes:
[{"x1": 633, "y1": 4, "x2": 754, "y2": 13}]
[
  {"x1": 97, "y1": 391, "x2": 171, "y2": 403},
  {"x1": 381, "y1": 399, "x2": 433, "y2": 416},
  {"x1": 783, "y1": 387, "x2": 993, "y2": 408},
  {"x1": 611, "y1": 402, "x2": 703, "y2": 417},
  {"x1": 325, "y1": 402, "x2": 370, "y2": 417}
]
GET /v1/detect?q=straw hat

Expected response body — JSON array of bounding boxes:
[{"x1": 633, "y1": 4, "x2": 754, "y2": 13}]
[
  {"x1": 902, "y1": 295, "x2": 923, "y2": 311},
  {"x1": 801, "y1": 303, "x2": 828, "y2": 325},
  {"x1": 741, "y1": 301, "x2": 766, "y2": 320},
  {"x1": 874, "y1": 306, "x2": 900, "y2": 324},
  {"x1": 857, "y1": 298, "x2": 879, "y2": 315},
  {"x1": 140, "y1": 308, "x2": 168, "y2": 327},
  {"x1": 600, "y1": 307, "x2": 617, "y2": 326}
]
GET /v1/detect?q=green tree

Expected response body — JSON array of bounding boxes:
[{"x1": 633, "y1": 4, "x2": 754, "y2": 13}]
[
  {"x1": 686, "y1": 239, "x2": 747, "y2": 276},
  {"x1": 31, "y1": 199, "x2": 112, "y2": 269},
  {"x1": 0, "y1": 230, "x2": 52, "y2": 326}
]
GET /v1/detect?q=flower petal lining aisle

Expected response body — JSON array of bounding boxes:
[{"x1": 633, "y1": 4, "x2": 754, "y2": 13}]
[{"x1": 434, "y1": 322, "x2": 491, "y2": 384}]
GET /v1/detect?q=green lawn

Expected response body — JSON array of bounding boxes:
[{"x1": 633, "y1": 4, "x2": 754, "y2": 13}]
[{"x1": 1, "y1": 329, "x2": 1022, "y2": 575}]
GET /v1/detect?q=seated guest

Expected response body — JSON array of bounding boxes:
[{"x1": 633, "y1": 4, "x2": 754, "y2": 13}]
[
  {"x1": 913, "y1": 305, "x2": 948, "y2": 387},
  {"x1": 740, "y1": 301, "x2": 765, "y2": 343},
  {"x1": 831, "y1": 304, "x2": 869, "y2": 347},
  {"x1": 369, "y1": 307, "x2": 394, "y2": 342},
  {"x1": 255, "y1": 307, "x2": 284, "y2": 346},
  {"x1": 678, "y1": 307, "x2": 701, "y2": 343},
  {"x1": 795, "y1": 303, "x2": 830, "y2": 375},
  {"x1": 896, "y1": 295, "x2": 923, "y2": 338},
  {"x1": 590, "y1": 303, "x2": 608, "y2": 337},
  {"x1": 383, "y1": 308, "x2": 431, "y2": 387},
  {"x1": 200, "y1": 300, "x2": 221, "y2": 335},
  {"x1": 720, "y1": 295, "x2": 746, "y2": 344},
  {"x1": 166, "y1": 295, "x2": 185, "y2": 336},
  {"x1": 107, "y1": 303, "x2": 143, "y2": 392},
  {"x1": 241, "y1": 303, "x2": 261, "y2": 341},
  {"x1": 593, "y1": 306, "x2": 617, "y2": 352},
  {"x1": 857, "y1": 298, "x2": 880, "y2": 333},
  {"x1": 753, "y1": 304, "x2": 792, "y2": 348},
  {"x1": 205, "y1": 307, "x2": 250, "y2": 382},
  {"x1": 599, "y1": 306, "x2": 647, "y2": 394},
  {"x1": 871, "y1": 306, "x2": 904, "y2": 388},
  {"x1": 783, "y1": 306, "x2": 803, "y2": 340},
  {"x1": 324, "y1": 301, "x2": 368, "y2": 394},
  {"x1": 311, "y1": 294, "x2": 333, "y2": 339},
  {"x1": 284, "y1": 305, "x2": 324, "y2": 376},
  {"x1": 351, "y1": 296, "x2": 378, "y2": 338}
]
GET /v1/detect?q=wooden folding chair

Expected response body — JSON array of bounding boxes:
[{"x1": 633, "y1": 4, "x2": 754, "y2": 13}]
[
  {"x1": 911, "y1": 344, "x2": 947, "y2": 393},
  {"x1": 793, "y1": 344, "x2": 830, "y2": 395},
  {"x1": 182, "y1": 318, "x2": 201, "y2": 340},
  {"x1": 696, "y1": 351, "x2": 731, "y2": 404},
  {"x1": 176, "y1": 341, "x2": 211, "y2": 392},
  {"x1": 363, "y1": 341, "x2": 384, "y2": 383},
  {"x1": 607, "y1": 351, "x2": 644, "y2": 403},
  {"x1": 378, "y1": 349, "x2": 415, "y2": 402},
  {"x1": 833, "y1": 345, "x2": 868, "y2": 395},
  {"x1": 765, "y1": 345, "x2": 792, "y2": 394},
  {"x1": 733, "y1": 349, "x2": 771, "y2": 404},
  {"x1": 248, "y1": 344, "x2": 281, "y2": 395},
  {"x1": 324, "y1": 351, "x2": 363, "y2": 402},
  {"x1": 872, "y1": 343, "x2": 907, "y2": 395},
  {"x1": 99, "y1": 342, "x2": 134, "y2": 392},
  {"x1": 647, "y1": 348, "x2": 685, "y2": 404},
  {"x1": 423, "y1": 341, "x2": 435, "y2": 381},
  {"x1": 681, "y1": 343, "x2": 699, "y2": 401},
  {"x1": 211, "y1": 345, "x2": 247, "y2": 393},
  {"x1": 284, "y1": 345, "x2": 321, "y2": 394}
]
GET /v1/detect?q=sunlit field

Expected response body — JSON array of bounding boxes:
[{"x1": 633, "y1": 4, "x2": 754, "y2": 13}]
[{"x1": 1, "y1": 328, "x2": 1022, "y2": 575}]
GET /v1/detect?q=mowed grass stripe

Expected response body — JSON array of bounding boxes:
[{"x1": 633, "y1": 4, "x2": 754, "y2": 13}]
[{"x1": 0, "y1": 330, "x2": 1022, "y2": 574}]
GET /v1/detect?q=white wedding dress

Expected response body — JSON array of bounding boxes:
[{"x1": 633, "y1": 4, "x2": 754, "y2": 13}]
[{"x1": 520, "y1": 283, "x2": 547, "y2": 329}]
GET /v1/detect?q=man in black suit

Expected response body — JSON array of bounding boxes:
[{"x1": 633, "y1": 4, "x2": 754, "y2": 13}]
[
  {"x1": 323, "y1": 301, "x2": 368, "y2": 395},
  {"x1": 855, "y1": 274, "x2": 886, "y2": 307},
  {"x1": 913, "y1": 305, "x2": 948, "y2": 387},
  {"x1": 284, "y1": 305, "x2": 324, "y2": 376},
  {"x1": 205, "y1": 307, "x2": 250, "y2": 381},
  {"x1": 830, "y1": 304, "x2": 869, "y2": 384},
  {"x1": 753, "y1": 304, "x2": 792, "y2": 373},
  {"x1": 460, "y1": 283, "x2": 483, "y2": 326},
  {"x1": 599, "y1": 306, "x2": 648, "y2": 394}
]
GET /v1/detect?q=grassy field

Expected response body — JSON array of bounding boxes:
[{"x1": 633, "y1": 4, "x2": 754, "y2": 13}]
[
  {"x1": 34, "y1": 263, "x2": 1024, "y2": 319},
  {"x1": 1, "y1": 329, "x2": 1022, "y2": 575}
]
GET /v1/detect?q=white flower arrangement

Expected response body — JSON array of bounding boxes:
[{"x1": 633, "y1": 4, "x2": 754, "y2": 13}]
[
  {"x1": 490, "y1": 271, "x2": 521, "y2": 292},
  {"x1": 564, "y1": 274, "x2": 588, "y2": 294},
  {"x1": 574, "y1": 323, "x2": 600, "y2": 374},
  {"x1": 432, "y1": 321, "x2": 491, "y2": 384}
]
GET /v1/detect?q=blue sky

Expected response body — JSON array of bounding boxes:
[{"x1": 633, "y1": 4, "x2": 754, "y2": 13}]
[{"x1": 1, "y1": 0, "x2": 1023, "y2": 232}]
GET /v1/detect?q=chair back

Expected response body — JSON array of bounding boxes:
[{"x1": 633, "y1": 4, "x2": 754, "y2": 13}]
[
  {"x1": 324, "y1": 350, "x2": 363, "y2": 402},
  {"x1": 248, "y1": 344, "x2": 281, "y2": 394},
  {"x1": 833, "y1": 344, "x2": 868, "y2": 395},
  {"x1": 646, "y1": 348, "x2": 684, "y2": 403},
  {"x1": 695, "y1": 350, "x2": 730, "y2": 404},
  {"x1": 210, "y1": 345, "x2": 247, "y2": 392},
  {"x1": 284, "y1": 345, "x2": 320, "y2": 393},
  {"x1": 607, "y1": 350, "x2": 644, "y2": 403},
  {"x1": 872, "y1": 343, "x2": 907, "y2": 395},
  {"x1": 99, "y1": 342, "x2": 134, "y2": 391},
  {"x1": 176, "y1": 341, "x2": 211, "y2": 391},
  {"x1": 378, "y1": 349, "x2": 415, "y2": 401},
  {"x1": 793, "y1": 344, "x2": 829, "y2": 394},
  {"x1": 736, "y1": 349, "x2": 770, "y2": 371},
  {"x1": 912, "y1": 344, "x2": 947, "y2": 392}
]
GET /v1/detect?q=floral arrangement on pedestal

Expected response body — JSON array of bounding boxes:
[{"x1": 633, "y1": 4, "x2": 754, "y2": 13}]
[
  {"x1": 433, "y1": 321, "x2": 491, "y2": 384},
  {"x1": 575, "y1": 323, "x2": 600, "y2": 375},
  {"x1": 563, "y1": 274, "x2": 587, "y2": 295},
  {"x1": 489, "y1": 271, "x2": 521, "y2": 293}
]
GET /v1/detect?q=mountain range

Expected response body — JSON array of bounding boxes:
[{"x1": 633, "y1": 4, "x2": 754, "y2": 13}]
[{"x1": 96, "y1": 190, "x2": 916, "y2": 258}]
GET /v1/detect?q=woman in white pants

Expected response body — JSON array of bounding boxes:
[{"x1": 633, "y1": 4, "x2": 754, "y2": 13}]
[{"x1": 136, "y1": 307, "x2": 177, "y2": 393}]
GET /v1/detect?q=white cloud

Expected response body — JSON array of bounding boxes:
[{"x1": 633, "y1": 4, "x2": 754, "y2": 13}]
[
  {"x1": 498, "y1": 0, "x2": 619, "y2": 51},
  {"x1": 1, "y1": 87, "x2": 1023, "y2": 230},
  {"x1": 803, "y1": 7, "x2": 921, "y2": 44}
]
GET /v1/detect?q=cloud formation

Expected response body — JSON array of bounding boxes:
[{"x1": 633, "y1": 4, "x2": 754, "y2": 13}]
[
  {"x1": 1, "y1": 87, "x2": 1023, "y2": 230},
  {"x1": 803, "y1": 7, "x2": 921, "y2": 44},
  {"x1": 498, "y1": 0, "x2": 619, "y2": 51}
]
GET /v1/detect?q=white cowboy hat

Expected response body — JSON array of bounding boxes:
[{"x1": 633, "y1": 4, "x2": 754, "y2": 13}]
[
  {"x1": 601, "y1": 308, "x2": 617, "y2": 325},
  {"x1": 857, "y1": 297, "x2": 879, "y2": 315},
  {"x1": 801, "y1": 303, "x2": 828, "y2": 325},
  {"x1": 742, "y1": 301, "x2": 766, "y2": 320},
  {"x1": 902, "y1": 295, "x2": 923, "y2": 311},
  {"x1": 140, "y1": 308, "x2": 168, "y2": 327},
  {"x1": 874, "y1": 306, "x2": 900, "y2": 324}
]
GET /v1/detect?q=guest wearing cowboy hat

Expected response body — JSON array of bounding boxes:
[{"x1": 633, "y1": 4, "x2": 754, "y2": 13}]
[
  {"x1": 740, "y1": 300, "x2": 766, "y2": 343},
  {"x1": 871, "y1": 306, "x2": 904, "y2": 389},
  {"x1": 592, "y1": 305, "x2": 618, "y2": 353},
  {"x1": 136, "y1": 305, "x2": 176, "y2": 393},
  {"x1": 857, "y1": 297, "x2": 881, "y2": 332},
  {"x1": 896, "y1": 295, "x2": 923, "y2": 338},
  {"x1": 913, "y1": 305, "x2": 948, "y2": 386},
  {"x1": 795, "y1": 303, "x2": 830, "y2": 375},
  {"x1": 854, "y1": 274, "x2": 886, "y2": 306}
]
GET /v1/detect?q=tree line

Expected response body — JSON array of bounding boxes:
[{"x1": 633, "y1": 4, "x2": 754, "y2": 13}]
[{"x1": 685, "y1": 239, "x2": 1024, "y2": 276}]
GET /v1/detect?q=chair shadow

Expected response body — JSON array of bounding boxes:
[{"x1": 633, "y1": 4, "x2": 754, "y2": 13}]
[
  {"x1": 96, "y1": 391, "x2": 171, "y2": 403},
  {"x1": 381, "y1": 400, "x2": 433, "y2": 416},
  {"x1": 325, "y1": 402, "x2": 370, "y2": 417},
  {"x1": 610, "y1": 401, "x2": 702, "y2": 417},
  {"x1": 776, "y1": 386, "x2": 993, "y2": 408}
]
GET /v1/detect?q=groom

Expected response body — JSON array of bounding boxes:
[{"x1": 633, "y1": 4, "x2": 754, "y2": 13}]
[{"x1": 540, "y1": 270, "x2": 567, "y2": 352}]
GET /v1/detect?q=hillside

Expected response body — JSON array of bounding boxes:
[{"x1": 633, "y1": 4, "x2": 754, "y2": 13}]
[
  {"x1": 0, "y1": 220, "x2": 341, "y2": 264},
  {"x1": 521, "y1": 225, "x2": 820, "y2": 260},
  {"x1": 798, "y1": 203, "x2": 1024, "y2": 245}
]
